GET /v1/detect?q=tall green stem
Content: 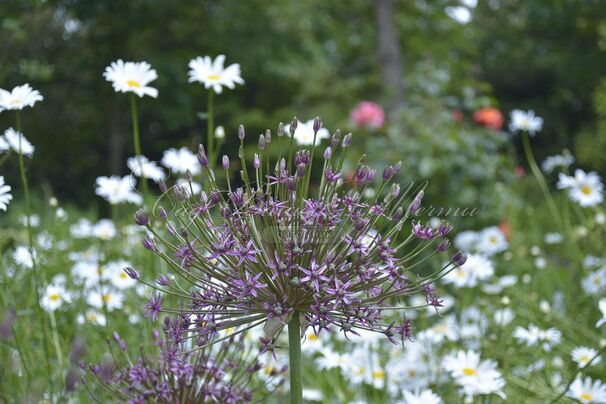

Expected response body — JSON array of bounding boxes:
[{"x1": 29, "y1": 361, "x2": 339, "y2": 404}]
[
  {"x1": 287, "y1": 311, "x2": 302, "y2": 404},
  {"x1": 15, "y1": 111, "x2": 54, "y2": 396},
  {"x1": 521, "y1": 132, "x2": 563, "y2": 229},
  {"x1": 207, "y1": 90, "x2": 215, "y2": 167},
  {"x1": 130, "y1": 94, "x2": 150, "y2": 198}
]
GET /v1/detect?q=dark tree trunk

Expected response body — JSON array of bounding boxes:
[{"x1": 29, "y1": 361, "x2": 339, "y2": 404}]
[{"x1": 374, "y1": 0, "x2": 405, "y2": 118}]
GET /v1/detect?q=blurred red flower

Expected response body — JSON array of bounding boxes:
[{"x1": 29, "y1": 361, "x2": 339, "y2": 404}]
[
  {"x1": 350, "y1": 101, "x2": 385, "y2": 129},
  {"x1": 473, "y1": 107, "x2": 503, "y2": 130}
]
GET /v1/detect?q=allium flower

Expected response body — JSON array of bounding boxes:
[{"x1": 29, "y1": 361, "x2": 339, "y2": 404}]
[
  {"x1": 509, "y1": 109, "x2": 543, "y2": 135},
  {"x1": 161, "y1": 147, "x2": 201, "y2": 175},
  {"x1": 0, "y1": 84, "x2": 43, "y2": 111},
  {"x1": 557, "y1": 169, "x2": 604, "y2": 207},
  {"x1": 136, "y1": 118, "x2": 463, "y2": 347},
  {"x1": 567, "y1": 377, "x2": 606, "y2": 403},
  {"x1": 350, "y1": 101, "x2": 385, "y2": 129},
  {"x1": 284, "y1": 119, "x2": 331, "y2": 145},
  {"x1": 103, "y1": 59, "x2": 158, "y2": 98},
  {"x1": 127, "y1": 155, "x2": 166, "y2": 181},
  {"x1": 95, "y1": 175, "x2": 143, "y2": 205},
  {"x1": 188, "y1": 55, "x2": 244, "y2": 94},
  {"x1": 88, "y1": 317, "x2": 281, "y2": 403},
  {"x1": 473, "y1": 107, "x2": 503, "y2": 130},
  {"x1": 0, "y1": 128, "x2": 35, "y2": 157},
  {"x1": 0, "y1": 176, "x2": 12, "y2": 212}
]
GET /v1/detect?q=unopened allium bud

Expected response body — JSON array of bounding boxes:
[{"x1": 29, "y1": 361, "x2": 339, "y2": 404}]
[
  {"x1": 277, "y1": 122, "x2": 284, "y2": 137},
  {"x1": 134, "y1": 209, "x2": 149, "y2": 226},
  {"x1": 323, "y1": 147, "x2": 332, "y2": 160},
  {"x1": 265, "y1": 129, "x2": 272, "y2": 143},
  {"x1": 313, "y1": 116, "x2": 322, "y2": 133},
  {"x1": 186, "y1": 169, "x2": 193, "y2": 182},
  {"x1": 394, "y1": 161, "x2": 402, "y2": 174},
  {"x1": 258, "y1": 134, "x2": 266, "y2": 150},
  {"x1": 342, "y1": 133, "x2": 352, "y2": 147},
  {"x1": 157, "y1": 180, "x2": 168, "y2": 193},
  {"x1": 286, "y1": 177, "x2": 297, "y2": 192},
  {"x1": 296, "y1": 163, "x2": 306, "y2": 178},
  {"x1": 159, "y1": 207, "x2": 168, "y2": 219},
  {"x1": 113, "y1": 332, "x2": 126, "y2": 351},
  {"x1": 253, "y1": 153, "x2": 261, "y2": 169},
  {"x1": 437, "y1": 239, "x2": 451, "y2": 252},
  {"x1": 393, "y1": 207, "x2": 404, "y2": 221},
  {"x1": 452, "y1": 250, "x2": 468, "y2": 266},
  {"x1": 331, "y1": 129, "x2": 341, "y2": 148},
  {"x1": 289, "y1": 117, "x2": 298, "y2": 136},
  {"x1": 391, "y1": 183, "x2": 401, "y2": 197},
  {"x1": 197, "y1": 144, "x2": 209, "y2": 167},
  {"x1": 123, "y1": 267, "x2": 139, "y2": 280},
  {"x1": 214, "y1": 125, "x2": 225, "y2": 139},
  {"x1": 174, "y1": 184, "x2": 189, "y2": 201},
  {"x1": 409, "y1": 191, "x2": 424, "y2": 214},
  {"x1": 142, "y1": 237, "x2": 155, "y2": 251},
  {"x1": 211, "y1": 191, "x2": 221, "y2": 205},
  {"x1": 439, "y1": 222, "x2": 453, "y2": 237},
  {"x1": 366, "y1": 168, "x2": 376, "y2": 182},
  {"x1": 238, "y1": 124, "x2": 245, "y2": 140},
  {"x1": 356, "y1": 166, "x2": 368, "y2": 182},
  {"x1": 222, "y1": 155, "x2": 230, "y2": 170},
  {"x1": 383, "y1": 165, "x2": 394, "y2": 181}
]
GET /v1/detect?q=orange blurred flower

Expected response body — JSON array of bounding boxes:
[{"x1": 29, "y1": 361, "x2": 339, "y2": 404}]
[{"x1": 473, "y1": 107, "x2": 504, "y2": 130}]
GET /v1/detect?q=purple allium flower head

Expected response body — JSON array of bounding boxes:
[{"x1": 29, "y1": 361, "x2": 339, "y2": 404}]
[
  {"x1": 452, "y1": 250, "x2": 468, "y2": 266},
  {"x1": 437, "y1": 239, "x2": 451, "y2": 252},
  {"x1": 222, "y1": 155, "x2": 230, "y2": 170},
  {"x1": 158, "y1": 180, "x2": 168, "y2": 193},
  {"x1": 197, "y1": 144, "x2": 209, "y2": 167},
  {"x1": 313, "y1": 116, "x2": 322, "y2": 133},
  {"x1": 138, "y1": 117, "x2": 461, "y2": 352},
  {"x1": 145, "y1": 293, "x2": 163, "y2": 322}
]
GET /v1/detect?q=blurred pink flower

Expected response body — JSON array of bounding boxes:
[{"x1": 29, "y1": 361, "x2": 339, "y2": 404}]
[
  {"x1": 473, "y1": 107, "x2": 504, "y2": 130},
  {"x1": 350, "y1": 101, "x2": 385, "y2": 129}
]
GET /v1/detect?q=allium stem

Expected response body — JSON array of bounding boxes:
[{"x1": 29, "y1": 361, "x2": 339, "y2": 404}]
[
  {"x1": 521, "y1": 132, "x2": 562, "y2": 230},
  {"x1": 15, "y1": 110, "x2": 54, "y2": 397},
  {"x1": 287, "y1": 311, "x2": 303, "y2": 404},
  {"x1": 207, "y1": 90, "x2": 215, "y2": 167},
  {"x1": 130, "y1": 94, "x2": 150, "y2": 199}
]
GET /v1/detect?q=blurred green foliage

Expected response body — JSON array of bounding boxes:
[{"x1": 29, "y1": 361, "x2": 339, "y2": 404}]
[{"x1": 0, "y1": 0, "x2": 605, "y2": 214}]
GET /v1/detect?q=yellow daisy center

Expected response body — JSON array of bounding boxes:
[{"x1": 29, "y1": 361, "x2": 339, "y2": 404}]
[
  {"x1": 580, "y1": 355, "x2": 590, "y2": 363},
  {"x1": 581, "y1": 393, "x2": 593, "y2": 401},
  {"x1": 50, "y1": 293, "x2": 61, "y2": 301},
  {"x1": 307, "y1": 334, "x2": 318, "y2": 341},
  {"x1": 127, "y1": 80, "x2": 141, "y2": 88},
  {"x1": 102, "y1": 294, "x2": 111, "y2": 303},
  {"x1": 120, "y1": 272, "x2": 127, "y2": 279},
  {"x1": 373, "y1": 370, "x2": 385, "y2": 379},
  {"x1": 462, "y1": 367, "x2": 477, "y2": 376},
  {"x1": 581, "y1": 185, "x2": 592, "y2": 195},
  {"x1": 207, "y1": 74, "x2": 220, "y2": 81},
  {"x1": 408, "y1": 370, "x2": 417, "y2": 377},
  {"x1": 264, "y1": 366, "x2": 274, "y2": 375}
]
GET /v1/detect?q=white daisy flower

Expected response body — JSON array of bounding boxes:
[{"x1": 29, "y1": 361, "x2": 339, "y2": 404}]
[
  {"x1": 386, "y1": 343, "x2": 435, "y2": 393},
  {"x1": 544, "y1": 232, "x2": 564, "y2": 244},
  {"x1": 582, "y1": 268, "x2": 606, "y2": 296},
  {"x1": 567, "y1": 377, "x2": 606, "y2": 403},
  {"x1": 40, "y1": 282, "x2": 71, "y2": 312},
  {"x1": 161, "y1": 147, "x2": 200, "y2": 175},
  {"x1": 13, "y1": 246, "x2": 35, "y2": 268},
  {"x1": 509, "y1": 109, "x2": 543, "y2": 135},
  {"x1": 476, "y1": 226, "x2": 508, "y2": 256},
  {"x1": 69, "y1": 218, "x2": 94, "y2": 238},
  {"x1": 0, "y1": 176, "x2": 12, "y2": 211},
  {"x1": 103, "y1": 59, "x2": 158, "y2": 98},
  {"x1": 494, "y1": 308, "x2": 515, "y2": 326},
  {"x1": 176, "y1": 178, "x2": 202, "y2": 195},
  {"x1": 423, "y1": 315, "x2": 458, "y2": 344},
  {"x1": 77, "y1": 309, "x2": 107, "y2": 326},
  {"x1": 513, "y1": 325, "x2": 561, "y2": 350},
  {"x1": 0, "y1": 84, "x2": 43, "y2": 110},
  {"x1": 453, "y1": 230, "x2": 479, "y2": 251},
  {"x1": 19, "y1": 214, "x2": 40, "y2": 227},
  {"x1": 315, "y1": 349, "x2": 349, "y2": 371},
  {"x1": 95, "y1": 175, "x2": 143, "y2": 205},
  {"x1": 302, "y1": 389, "x2": 323, "y2": 402},
  {"x1": 597, "y1": 299, "x2": 606, "y2": 328},
  {"x1": 284, "y1": 119, "x2": 331, "y2": 146},
  {"x1": 400, "y1": 389, "x2": 442, "y2": 404},
  {"x1": 572, "y1": 346, "x2": 601, "y2": 368},
  {"x1": 301, "y1": 328, "x2": 327, "y2": 354},
  {"x1": 71, "y1": 260, "x2": 102, "y2": 288},
  {"x1": 92, "y1": 219, "x2": 117, "y2": 240},
  {"x1": 443, "y1": 254, "x2": 494, "y2": 288},
  {"x1": 86, "y1": 288, "x2": 124, "y2": 311},
  {"x1": 188, "y1": 55, "x2": 244, "y2": 94},
  {"x1": 542, "y1": 151, "x2": 574, "y2": 173},
  {"x1": 0, "y1": 128, "x2": 35, "y2": 157},
  {"x1": 442, "y1": 350, "x2": 506, "y2": 399},
  {"x1": 127, "y1": 155, "x2": 165, "y2": 181},
  {"x1": 558, "y1": 169, "x2": 604, "y2": 207},
  {"x1": 103, "y1": 260, "x2": 136, "y2": 290}
]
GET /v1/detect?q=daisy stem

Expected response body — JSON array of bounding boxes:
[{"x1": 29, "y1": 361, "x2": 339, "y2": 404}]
[
  {"x1": 521, "y1": 132, "x2": 563, "y2": 231},
  {"x1": 15, "y1": 110, "x2": 54, "y2": 397},
  {"x1": 130, "y1": 94, "x2": 150, "y2": 199},
  {"x1": 207, "y1": 90, "x2": 215, "y2": 168},
  {"x1": 287, "y1": 310, "x2": 303, "y2": 404}
]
